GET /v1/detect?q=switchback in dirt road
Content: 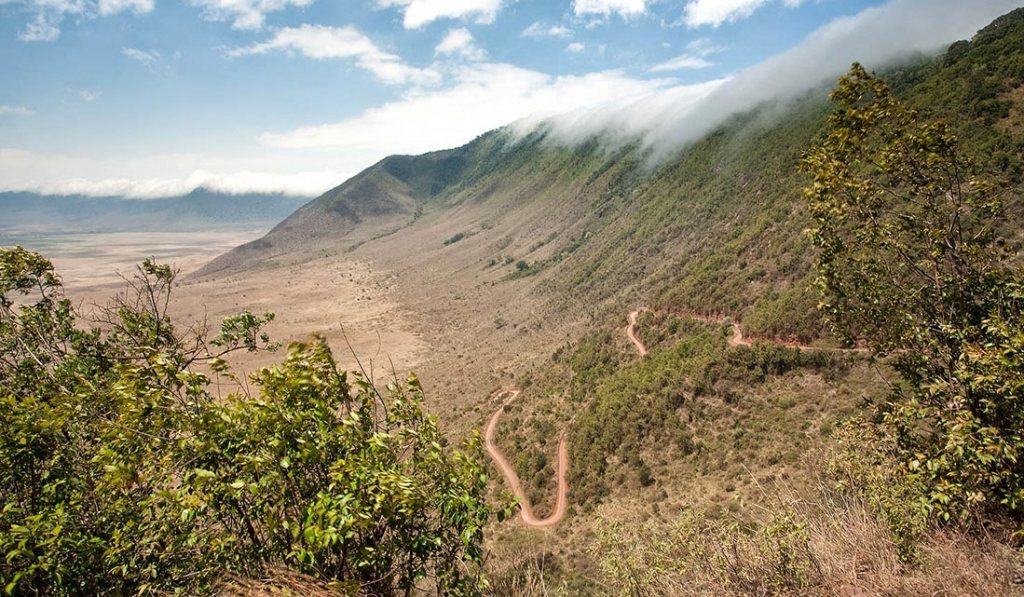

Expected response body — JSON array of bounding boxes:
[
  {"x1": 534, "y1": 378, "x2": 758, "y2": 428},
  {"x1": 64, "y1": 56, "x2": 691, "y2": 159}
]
[
  {"x1": 485, "y1": 308, "x2": 868, "y2": 528},
  {"x1": 483, "y1": 391, "x2": 569, "y2": 529}
]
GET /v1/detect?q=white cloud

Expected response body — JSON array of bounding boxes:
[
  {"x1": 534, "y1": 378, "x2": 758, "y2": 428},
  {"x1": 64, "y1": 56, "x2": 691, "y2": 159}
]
[
  {"x1": 1, "y1": 0, "x2": 152, "y2": 41},
  {"x1": 262, "y1": 62, "x2": 669, "y2": 156},
  {"x1": 539, "y1": 0, "x2": 1024, "y2": 162},
  {"x1": 19, "y1": 13, "x2": 62, "y2": 41},
  {"x1": 522, "y1": 22, "x2": 572, "y2": 38},
  {"x1": 435, "y1": 27, "x2": 486, "y2": 61},
  {"x1": 122, "y1": 46, "x2": 160, "y2": 65},
  {"x1": 78, "y1": 90, "x2": 101, "y2": 102},
  {"x1": 0, "y1": 105, "x2": 33, "y2": 116},
  {"x1": 567, "y1": 42, "x2": 585, "y2": 53},
  {"x1": 649, "y1": 55, "x2": 710, "y2": 69},
  {"x1": 376, "y1": 0, "x2": 503, "y2": 29},
  {"x1": 186, "y1": 0, "x2": 314, "y2": 30},
  {"x1": 649, "y1": 38, "x2": 724, "y2": 71},
  {"x1": 682, "y1": 0, "x2": 803, "y2": 28},
  {"x1": 97, "y1": 0, "x2": 152, "y2": 15},
  {"x1": 228, "y1": 25, "x2": 441, "y2": 86},
  {"x1": 0, "y1": 147, "x2": 344, "y2": 198},
  {"x1": 572, "y1": 0, "x2": 648, "y2": 19}
]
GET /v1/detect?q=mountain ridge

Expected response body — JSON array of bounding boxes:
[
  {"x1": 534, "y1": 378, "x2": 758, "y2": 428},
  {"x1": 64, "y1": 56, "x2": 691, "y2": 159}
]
[{"x1": 0, "y1": 188, "x2": 309, "y2": 235}]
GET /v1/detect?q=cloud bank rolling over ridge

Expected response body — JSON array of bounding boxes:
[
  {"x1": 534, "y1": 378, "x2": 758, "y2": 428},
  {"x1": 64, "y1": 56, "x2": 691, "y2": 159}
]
[
  {"x1": 259, "y1": 0, "x2": 1020, "y2": 195},
  {"x1": 523, "y1": 0, "x2": 1024, "y2": 162}
]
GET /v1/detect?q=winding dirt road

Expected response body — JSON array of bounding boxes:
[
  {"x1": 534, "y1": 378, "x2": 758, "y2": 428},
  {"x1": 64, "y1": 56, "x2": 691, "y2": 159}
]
[
  {"x1": 626, "y1": 310, "x2": 649, "y2": 357},
  {"x1": 485, "y1": 311, "x2": 652, "y2": 529},
  {"x1": 728, "y1": 322, "x2": 751, "y2": 348},
  {"x1": 484, "y1": 308, "x2": 866, "y2": 529},
  {"x1": 484, "y1": 391, "x2": 569, "y2": 528}
]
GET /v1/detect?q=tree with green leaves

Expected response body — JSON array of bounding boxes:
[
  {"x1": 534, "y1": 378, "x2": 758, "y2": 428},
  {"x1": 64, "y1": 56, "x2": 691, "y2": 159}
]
[
  {"x1": 0, "y1": 247, "x2": 501, "y2": 595},
  {"x1": 802, "y1": 64, "x2": 1024, "y2": 531}
]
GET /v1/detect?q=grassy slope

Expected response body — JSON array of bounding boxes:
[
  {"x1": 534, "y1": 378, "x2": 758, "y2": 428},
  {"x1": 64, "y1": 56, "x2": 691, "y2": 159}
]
[{"x1": 554, "y1": 4, "x2": 1024, "y2": 494}]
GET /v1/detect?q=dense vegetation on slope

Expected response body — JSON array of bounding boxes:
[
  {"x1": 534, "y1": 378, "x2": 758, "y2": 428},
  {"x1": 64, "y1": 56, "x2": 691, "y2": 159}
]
[
  {"x1": 495, "y1": 312, "x2": 873, "y2": 522},
  {"x1": 482, "y1": 14, "x2": 1024, "y2": 595},
  {"x1": 494, "y1": 7, "x2": 1024, "y2": 518},
  {"x1": 551, "y1": 9, "x2": 1024, "y2": 343},
  {"x1": 563, "y1": 60, "x2": 1024, "y2": 597},
  {"x1": 0, "y1": 249, "x2": 501, "y2": 595}
]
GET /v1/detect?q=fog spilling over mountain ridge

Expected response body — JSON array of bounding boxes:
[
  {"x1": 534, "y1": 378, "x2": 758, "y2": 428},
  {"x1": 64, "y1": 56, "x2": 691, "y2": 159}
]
[{"x1": 514, "y1": 0, "x2": 1024, "y2": 162}]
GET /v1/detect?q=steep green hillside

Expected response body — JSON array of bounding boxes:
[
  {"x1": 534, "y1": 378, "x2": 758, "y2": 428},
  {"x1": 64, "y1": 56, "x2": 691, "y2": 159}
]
[
  {"x1": 482, "y1": 14, "x2": 1024, "y2": 593},
  {"x1": 529, "y1": 5, "x2": 1024, "y2": 506}
]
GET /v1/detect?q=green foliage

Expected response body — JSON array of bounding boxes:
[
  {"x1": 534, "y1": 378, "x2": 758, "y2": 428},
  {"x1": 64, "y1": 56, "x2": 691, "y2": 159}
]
[
  {"x1": 741, "y1": 277, "x2": 826, "y2": 344},
  {"x1": 901, "y1": 9, "x2": 1024, "y2": 180},
  {"x1": 444, "y1": 231, "x2": 467, "y2": 246},
  {"x1": 826, "y1": 421, "x2": 930, "y2": 561},
  {"x1": 0, "y1": 247, "x2": 495, "y2": 595},
  {"x1": 803, "y1": 65, "x2": 1024, "y2": 531},
  {"x1": 802, "y1": 62, "x2": 1005, "y2": 355},
  {"x1": 566, "y1": 320, "x2": 845, "y2": 502},
  {"x1": 633, "y1": 311, "x2": 713, "y2": 353}
]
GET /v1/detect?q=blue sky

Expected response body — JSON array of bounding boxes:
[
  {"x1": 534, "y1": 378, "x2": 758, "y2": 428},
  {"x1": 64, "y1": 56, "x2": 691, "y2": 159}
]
[{"x1": 0, "y1": 0, "x2": 1019, "y2": 197}]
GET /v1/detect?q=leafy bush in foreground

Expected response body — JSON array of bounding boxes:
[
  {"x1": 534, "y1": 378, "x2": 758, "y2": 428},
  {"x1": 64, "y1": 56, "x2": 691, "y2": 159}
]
[
  {"x1": 803, "y1": 64, "x2": 1024, "y2": 532},
  {"x1": 0, "y1": 248, "x2": 495, "y2": 595}
]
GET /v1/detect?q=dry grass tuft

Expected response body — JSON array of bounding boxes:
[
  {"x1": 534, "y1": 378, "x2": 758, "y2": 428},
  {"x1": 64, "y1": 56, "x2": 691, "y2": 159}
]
[
  {"x1": 487, "y1": 549, "x2": 562, "y2": 596},
  {"x1": 808, "y1": 494, "x2": 1024, "y2": 596},
  {"x1": 218, "y1": 567, "x2": 344, "y2": 596}
]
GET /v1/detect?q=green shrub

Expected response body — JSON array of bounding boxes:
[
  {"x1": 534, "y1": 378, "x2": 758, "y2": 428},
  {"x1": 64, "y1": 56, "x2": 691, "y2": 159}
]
[
  {"x1": 444, "y1": 231, "x2": 467, "y2": 245},
  {"x1": 0, "y1": 248, "x2": 498, "y2": 595},
  {"x1": 804, "y1": 64, "x2": 1024, "y2": 530}
]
